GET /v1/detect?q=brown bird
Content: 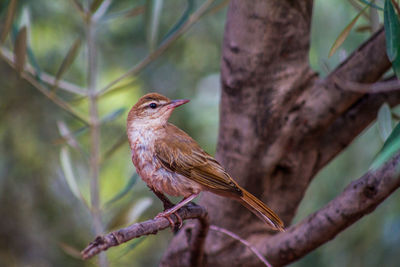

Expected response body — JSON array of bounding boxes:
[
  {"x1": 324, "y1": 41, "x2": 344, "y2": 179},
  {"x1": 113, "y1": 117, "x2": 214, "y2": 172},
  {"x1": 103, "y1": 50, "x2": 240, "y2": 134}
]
[{"x1": 127, "y1": 93, "x2": 284, "y2": 232}]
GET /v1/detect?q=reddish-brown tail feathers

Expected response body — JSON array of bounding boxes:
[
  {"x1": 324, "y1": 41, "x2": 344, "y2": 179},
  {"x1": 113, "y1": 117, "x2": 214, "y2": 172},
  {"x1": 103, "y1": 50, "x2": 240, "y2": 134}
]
[{"x1": 239, "y1": 188, "x2": 285, "y2": 232}]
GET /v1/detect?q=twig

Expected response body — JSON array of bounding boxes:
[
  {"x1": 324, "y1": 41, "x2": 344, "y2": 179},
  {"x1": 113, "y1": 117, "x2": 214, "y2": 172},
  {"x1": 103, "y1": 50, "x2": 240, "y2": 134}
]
[
  {"x1": 86, "y1": 14, "x2": 108, "y2": 267},
  {"x1": 391, "y1": 0, "x2": 400, "y2": 16},
  {"x1": 333, "y1": 75, "x2": 400, "y2": 94},
  {"x1": 97, "y1": 0, "x2": 215, "y2": 97},
  {"x1": 81, "y1": 203, "x2": 209, "y2": 260},
  {"x1": 210, "y1": 225, "x2": 272, "y2": 267}
]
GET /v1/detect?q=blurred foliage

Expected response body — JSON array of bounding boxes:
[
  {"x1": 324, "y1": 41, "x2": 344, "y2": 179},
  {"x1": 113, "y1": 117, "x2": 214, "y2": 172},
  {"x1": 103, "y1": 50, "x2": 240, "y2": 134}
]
[{"x1": 0, "y1": 0, "x2": 399, "y2": 267}]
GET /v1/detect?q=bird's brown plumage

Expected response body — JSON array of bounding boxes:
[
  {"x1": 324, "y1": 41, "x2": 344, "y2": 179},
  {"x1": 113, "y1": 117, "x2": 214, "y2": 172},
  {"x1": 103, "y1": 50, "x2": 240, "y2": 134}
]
[{"x1": 127, "y1": 93, "x2": 284, "y2": 231}]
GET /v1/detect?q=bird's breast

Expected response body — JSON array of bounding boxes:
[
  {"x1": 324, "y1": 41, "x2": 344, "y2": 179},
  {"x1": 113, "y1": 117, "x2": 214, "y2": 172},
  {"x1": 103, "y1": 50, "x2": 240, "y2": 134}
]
[{"x1": 128, "y1": 128, "x2": 201, "y2": 197}]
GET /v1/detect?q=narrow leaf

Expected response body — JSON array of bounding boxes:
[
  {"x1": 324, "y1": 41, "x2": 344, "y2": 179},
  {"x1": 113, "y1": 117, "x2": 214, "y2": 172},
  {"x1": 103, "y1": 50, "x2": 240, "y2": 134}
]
[
  {"x1": 105, "y1": 173, "x2": 138, "y2": 206},
  {"x1": 329, "y1": 6, "x2": 368, "y2": 57},
  {"x1": 100, "y1": 107, "x2": 126, "y2": 123},
  {"x1": 60, "y1": 147, "x2": 83, "y2": 201},
  {"x1": 126, "y1": 197, "x2": 153, "y2": 223},
  {"x1": 145, "y1": 0, "x2": 164, "y2": 51},
  {"x1": 393, "y1": 55, "x2": 400, "y2": 78},
  {"x1": 27, "y1": 44, "x2": 42, "y2": 78},
  {"x1": 14, "y1": 26, "x2": 27, "y2": 74},
  {"x1": 161, "y1": 0, "x2": 194, "y2": 44},
  {"x1": 370, "y1": 122, "x2": 400, "y2": 170},
  {"x1": 359, "y1": 0, "x2": 384, "y2": 11},
  {"x1": 53, "y1": 39, "x2": 81, "y2": 91},
  {"x1": 0, "y1": 0, "x2": 17, "y2": 44},
  {"x1": 384, "y1": 0, "x2": 400, "y2": 62},
  {"x1": 120, "y1": 237, "x2": 146, "y2": 257},
  {"x1": 377, "y1": 103, "x2": 393, "y2": 142},
  {"x1": 90, "y1": 0, "x2": 104, "y2": 13}
]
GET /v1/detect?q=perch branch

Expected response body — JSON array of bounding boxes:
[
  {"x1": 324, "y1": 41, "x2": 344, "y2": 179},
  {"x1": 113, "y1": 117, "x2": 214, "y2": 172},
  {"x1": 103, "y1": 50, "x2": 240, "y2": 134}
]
[
  {"x1": 81, "y1": 204, "x2": 209, "y2": 262},
  {"x1": 264, "y1": 151, "x2": 400, "y2": 266}
]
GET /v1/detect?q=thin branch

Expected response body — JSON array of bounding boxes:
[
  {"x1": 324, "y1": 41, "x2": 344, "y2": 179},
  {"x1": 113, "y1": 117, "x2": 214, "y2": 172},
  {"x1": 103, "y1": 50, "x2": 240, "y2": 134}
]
[
  {"x1": 97, "y1": 0, "x2": 215, "y2": 97},
  {"x1": 81, "y1": 204, "x2": 209, "y2": 260},
  {"x1": 100, "y1": 133, "x2": 127, "y2": 163},
  {"x1": 210, "y1": 225, "x2": 271, "y2": 267},
  {"x1": 86, "y1": 14, "x2": 108, "y2": 267},
  {"x1": 264, "y1": 151, "x2": 400, "y2": 266},
  {"x1": 0, "y1": 48, "x2": 86, "y2": 96}
]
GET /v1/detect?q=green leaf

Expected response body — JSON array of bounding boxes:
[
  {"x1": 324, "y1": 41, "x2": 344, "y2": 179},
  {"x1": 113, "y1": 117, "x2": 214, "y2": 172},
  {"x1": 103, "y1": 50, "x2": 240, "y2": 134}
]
[
  {"x1": 105, "y1": 173, "x2": 138, "y2": 206},
  {"x1": 60, "y1": 147, "x2": 85, "y2": 201},
  {"x1": 120, "y1": 237, "x2": 146, "y2": 257},
  {"x1": 329, "y1": 6, "x2": 368, "y2": 57},
  {"x1": 160, "y1": 0, "x2": 194, "y2": 44},
  {"x1": 359, "y1": 0, "x2": 384, "y2": 11},
  {"x1": 100, "y1": 107, "x2": 126, "y2": 123},
  {"x1": 126, "y1": 197, "x2": 153, "y2": 223},
  {"x1": 90, "y1": 0, "x2": 104, "y2": 13},
  {"x1": 27, "y1": 44, "x2": 42, "y2": 79},
  {"x1": 0, "y1": 0, "x2": 17, "y2": 44},
  {"x1": 145, "y1": 0, "x2": 164, "y2": 51},
  {"x1": 384, "y1": 0, "x2": 400, "y2": 62},
  {"x1": 370, "y1": 121, "x2": 400, "y2": 170},
  {"x1": 377, "y1": 103, "x2": 393, "y2": 142},
  {"x1": 13, "y1": 26, "x2": 27, "y2": 74},
  {"x1": 393, "y1": 56, "x2": 400, "y2": 77},
  {"x1": 53, "y1": 39, "x2": 81, "y2": 91}
]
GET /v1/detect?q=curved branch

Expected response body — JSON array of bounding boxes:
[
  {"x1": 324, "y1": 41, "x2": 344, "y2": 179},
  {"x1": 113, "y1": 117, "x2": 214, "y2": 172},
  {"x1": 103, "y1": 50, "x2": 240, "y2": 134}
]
[
  {"x1": 81, "y1": 204, "x2": 209, "y2": 264},
  {"x1": 264, "y1": 151, "x2": 400, "y2": 266}
]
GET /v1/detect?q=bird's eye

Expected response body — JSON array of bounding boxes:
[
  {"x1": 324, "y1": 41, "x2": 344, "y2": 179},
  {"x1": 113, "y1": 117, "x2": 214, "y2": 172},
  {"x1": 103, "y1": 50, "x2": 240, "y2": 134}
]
[{"x1": 149, "y1": 103, "x2": 157, "y2": 109}]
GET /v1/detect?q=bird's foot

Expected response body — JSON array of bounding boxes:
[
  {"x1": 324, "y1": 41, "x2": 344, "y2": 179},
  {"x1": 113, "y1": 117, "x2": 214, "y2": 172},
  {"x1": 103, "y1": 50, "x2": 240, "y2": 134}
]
[{"x1": 155, "y1": 209, "x2": 183, "y2": 230}]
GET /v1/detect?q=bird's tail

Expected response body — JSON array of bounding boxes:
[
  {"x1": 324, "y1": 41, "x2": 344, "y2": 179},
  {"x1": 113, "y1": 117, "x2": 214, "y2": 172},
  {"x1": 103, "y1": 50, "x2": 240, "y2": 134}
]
[{"x1": 239, "y1": 188, "x2": 285, "y2": 232}]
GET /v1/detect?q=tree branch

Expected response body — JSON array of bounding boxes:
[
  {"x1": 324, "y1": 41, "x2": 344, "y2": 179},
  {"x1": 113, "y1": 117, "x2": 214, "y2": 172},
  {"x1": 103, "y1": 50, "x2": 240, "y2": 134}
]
[
  {"x1": 264, "y1": 151, "x2": 400, "y2": 266},
  {"x1": 315, "y1": 90, "x2": 400, "y2": 172},
  {"x1": 81, "y1": 204, "x2": 209, "y2": 264}
]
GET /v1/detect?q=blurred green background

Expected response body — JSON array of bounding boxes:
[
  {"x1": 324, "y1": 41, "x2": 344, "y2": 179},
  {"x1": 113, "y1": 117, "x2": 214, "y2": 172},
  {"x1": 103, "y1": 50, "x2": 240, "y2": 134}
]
[{"x1": 1, "y1": 0, "x2": 399, "y2": 266}]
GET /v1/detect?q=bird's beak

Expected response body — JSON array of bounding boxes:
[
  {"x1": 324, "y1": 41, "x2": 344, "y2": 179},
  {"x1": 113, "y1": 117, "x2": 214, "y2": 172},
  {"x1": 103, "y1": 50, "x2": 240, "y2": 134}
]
[{"x1": 167, "y1": 99, "x2": 190, "y2": 109}]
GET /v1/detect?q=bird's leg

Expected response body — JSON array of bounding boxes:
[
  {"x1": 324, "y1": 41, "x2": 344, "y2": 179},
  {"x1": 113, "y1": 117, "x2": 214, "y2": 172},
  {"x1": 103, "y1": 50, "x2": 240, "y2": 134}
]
[
  {"x1": 148, "y1": 187, "x2": 182, "y2": 228},
  {"x1": 155, "y1": 193, "x2": 199, "y2": 228},
  {"x1": 148, "y1": 186, "x2": 174, "y2": 210}
]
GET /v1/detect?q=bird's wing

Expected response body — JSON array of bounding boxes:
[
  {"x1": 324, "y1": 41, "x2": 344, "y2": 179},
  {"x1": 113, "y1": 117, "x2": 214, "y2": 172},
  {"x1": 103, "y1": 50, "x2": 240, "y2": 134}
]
[{"x1": 155, "y1": 124, "x2": 242, "y2": 196}]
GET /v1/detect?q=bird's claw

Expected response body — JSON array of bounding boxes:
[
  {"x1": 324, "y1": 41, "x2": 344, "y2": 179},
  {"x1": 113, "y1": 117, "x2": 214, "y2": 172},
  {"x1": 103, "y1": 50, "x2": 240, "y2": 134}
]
[{"x1": 155, "y1": 210, "x2": 183, "y2": 230}]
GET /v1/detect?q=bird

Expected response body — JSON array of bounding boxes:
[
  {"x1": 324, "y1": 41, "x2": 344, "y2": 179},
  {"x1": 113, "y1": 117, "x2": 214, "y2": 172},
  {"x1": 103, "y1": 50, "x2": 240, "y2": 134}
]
[{"x1": 126, "y1": 93, "x2": 284, "y2": 232}]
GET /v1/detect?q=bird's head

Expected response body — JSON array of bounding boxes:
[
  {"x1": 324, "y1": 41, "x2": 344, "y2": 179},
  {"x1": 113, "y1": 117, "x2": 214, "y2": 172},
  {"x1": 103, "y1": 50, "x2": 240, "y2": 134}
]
[{"x1": 127, "y1": 93, "x2": 189, "y2": 129}]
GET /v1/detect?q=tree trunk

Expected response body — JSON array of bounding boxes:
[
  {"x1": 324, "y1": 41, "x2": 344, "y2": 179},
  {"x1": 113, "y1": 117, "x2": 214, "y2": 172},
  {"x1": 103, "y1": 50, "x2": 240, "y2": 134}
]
[{"x1": 162, "y1": 1, "x2": 400, "y2": 266}]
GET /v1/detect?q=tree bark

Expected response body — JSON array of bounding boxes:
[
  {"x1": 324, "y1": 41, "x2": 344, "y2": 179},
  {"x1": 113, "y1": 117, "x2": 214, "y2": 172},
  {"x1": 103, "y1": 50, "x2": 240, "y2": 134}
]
[{"x1": 162, "y1": 1, "x2": 400, "y2": 266}]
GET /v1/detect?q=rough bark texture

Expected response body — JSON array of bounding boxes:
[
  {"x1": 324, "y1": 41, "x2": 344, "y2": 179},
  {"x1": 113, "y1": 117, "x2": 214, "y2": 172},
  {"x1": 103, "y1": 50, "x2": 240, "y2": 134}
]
[{"x1": 162, "y1": 0, "x2": 400, "y2": 266}]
